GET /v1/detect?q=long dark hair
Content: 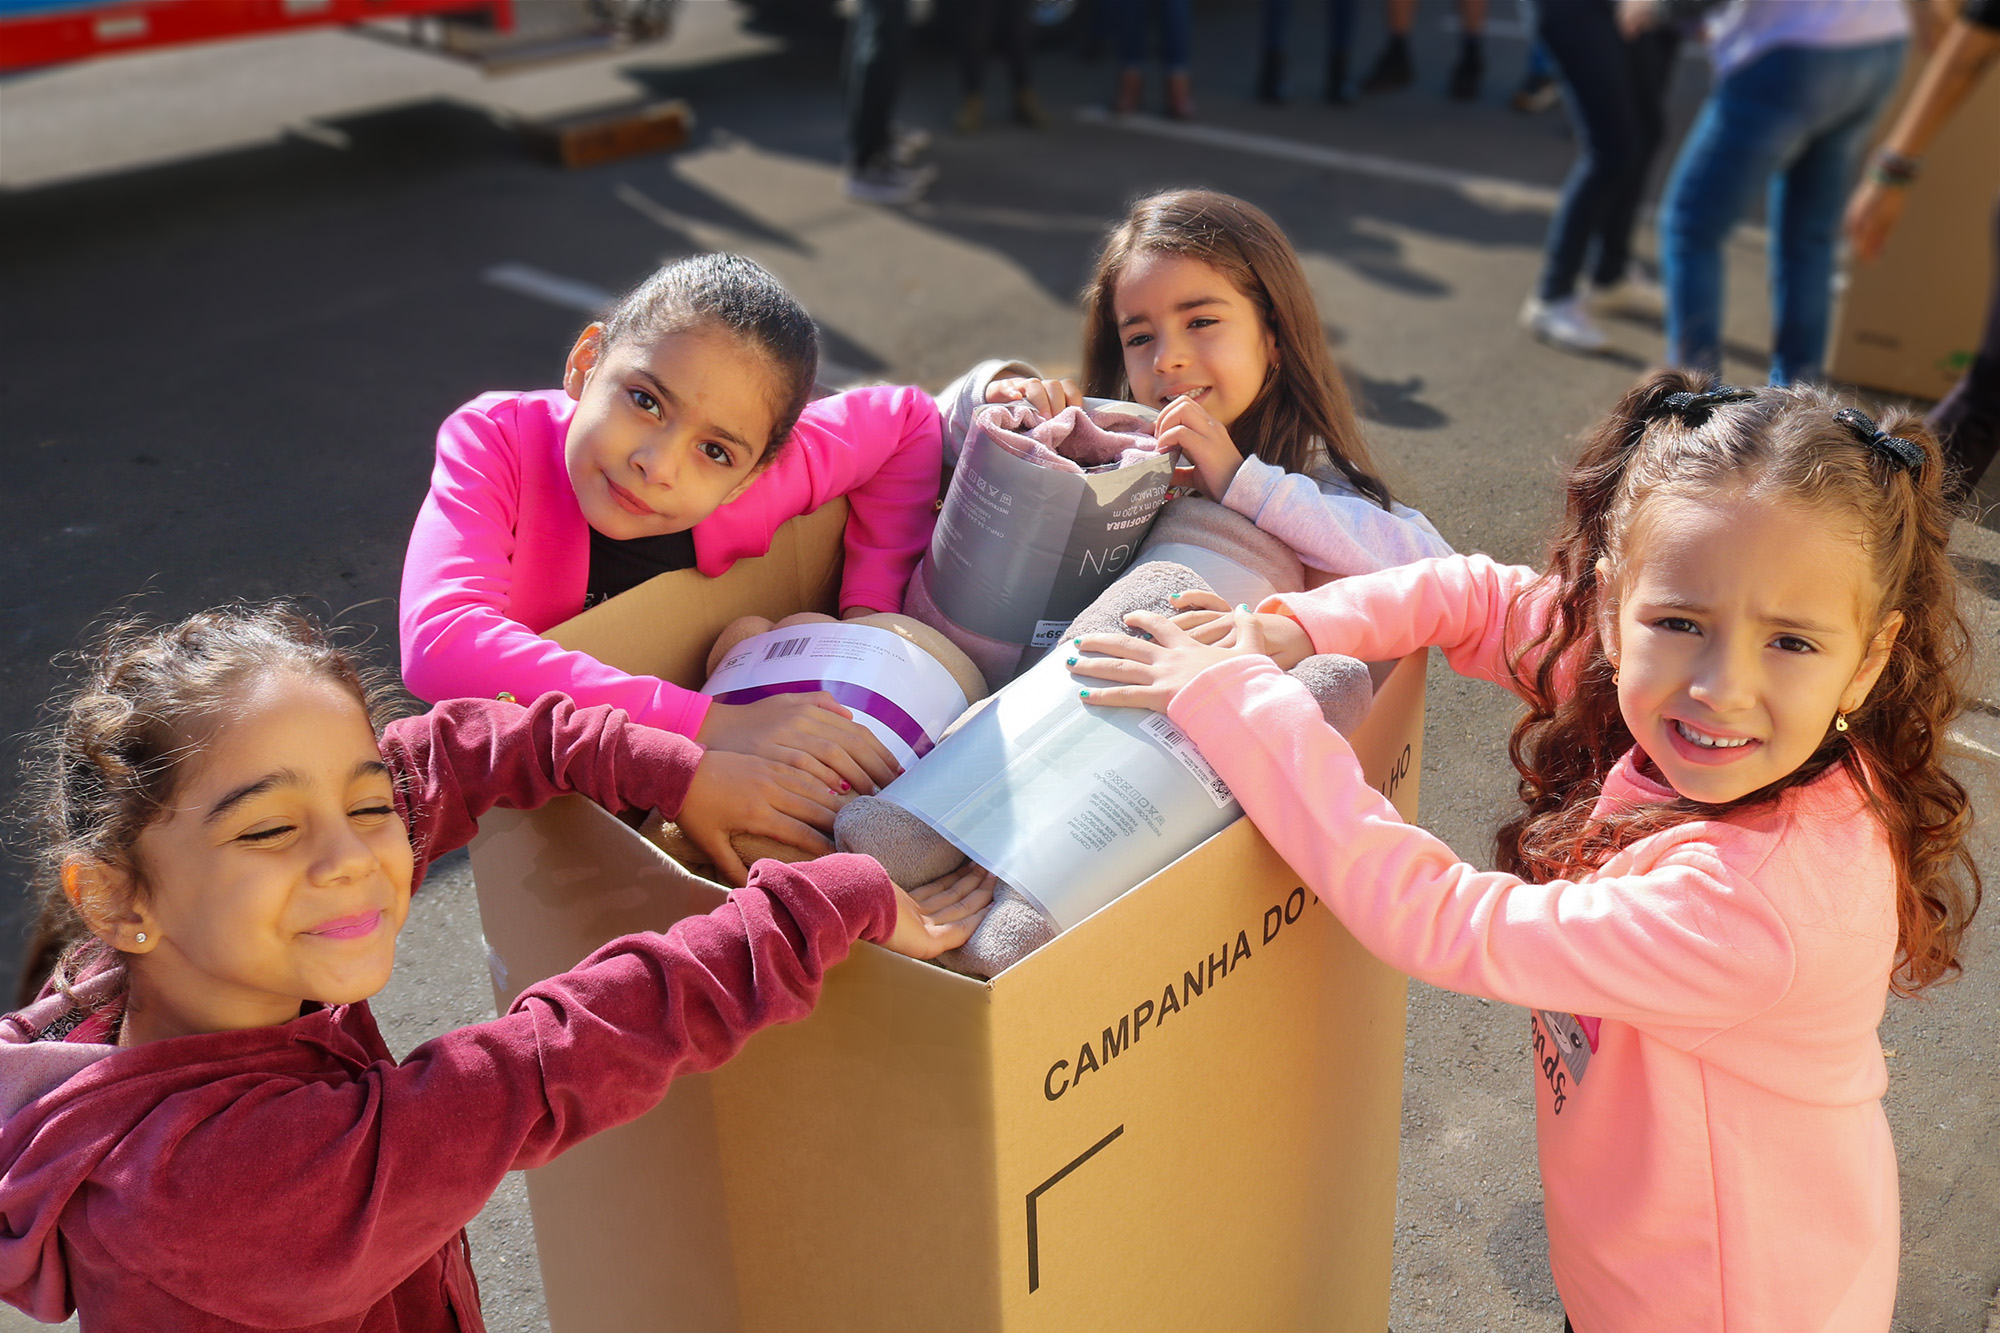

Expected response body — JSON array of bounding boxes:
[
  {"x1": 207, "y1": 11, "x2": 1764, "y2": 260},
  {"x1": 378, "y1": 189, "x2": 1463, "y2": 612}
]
[
  {"x1": 1079, "y1": 189, "x2": 1394, "y2": 508},
  {"x1": 1496, "y1": 369, "x2": 1979, "y2": 995}
]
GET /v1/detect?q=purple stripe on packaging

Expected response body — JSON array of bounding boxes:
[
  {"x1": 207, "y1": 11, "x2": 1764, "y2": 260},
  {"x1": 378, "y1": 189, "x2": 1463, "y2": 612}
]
[{"x1": 711, "y1": 681, "x2": 937, "y2": 757}]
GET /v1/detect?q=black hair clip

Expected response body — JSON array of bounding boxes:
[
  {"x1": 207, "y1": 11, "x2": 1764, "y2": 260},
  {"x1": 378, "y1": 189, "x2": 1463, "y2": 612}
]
[
  {"x1": 1659, "y1": 386, "x2": 1757, "y2": 426},
  {"x1": 1833, "y1": 407, "x2": 1924, "y2": 475}
]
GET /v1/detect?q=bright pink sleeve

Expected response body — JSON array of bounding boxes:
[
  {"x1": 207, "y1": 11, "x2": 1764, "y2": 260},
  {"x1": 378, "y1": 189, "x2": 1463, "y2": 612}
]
[
  {"x1": 1166, "y1": 658, "x2": 1794, "y2": 1031},
  {"x1": 1263, "y1": 554, "x2": 1556, "y2": 698},
  {"x1": 741, "y1": 386, "x2": 940, "y2": 615},
  {"x1": 398, "y1": 397, "x2": 712, "y2": 738}
]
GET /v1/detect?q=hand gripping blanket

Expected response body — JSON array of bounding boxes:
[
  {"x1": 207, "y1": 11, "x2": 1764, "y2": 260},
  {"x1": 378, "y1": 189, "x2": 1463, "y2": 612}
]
[{"x1": 903, "y1": 400, "x2": 1175, "y2": 686}]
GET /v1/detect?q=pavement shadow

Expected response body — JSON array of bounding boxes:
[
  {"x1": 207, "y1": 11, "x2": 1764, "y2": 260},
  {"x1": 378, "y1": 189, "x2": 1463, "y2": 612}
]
[{"x1": 1483, "y1": 1196, "x2": 1564, "y2": 1316}]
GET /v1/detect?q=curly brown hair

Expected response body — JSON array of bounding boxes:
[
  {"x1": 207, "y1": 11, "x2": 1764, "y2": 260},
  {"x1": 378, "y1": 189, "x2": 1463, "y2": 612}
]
[
  {"x1": 1496, "y1": 369, "x2": 1980, "y2": 996},
  {"x1": 1079, "y1": 188, "x2": 1395, "y2": 509},
  {"x1": 15, "y1": 604, "x2": 400, "y2": 1012}
]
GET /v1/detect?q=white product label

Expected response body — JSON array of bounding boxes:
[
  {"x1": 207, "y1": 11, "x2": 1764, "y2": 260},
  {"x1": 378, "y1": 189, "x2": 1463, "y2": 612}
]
[
  {"x1": 1138, "y1": 713, "x2": 1234, "y2": 809},
  {"x1": 883, "y1": 648, "x2": 1241, "y2": 930},
  {"x1": 704, "y1": 624, "x2": 970, "y2": 770},
  {"x1": 1031, "y1": 619, "x2": 1072, "y2": 648}
]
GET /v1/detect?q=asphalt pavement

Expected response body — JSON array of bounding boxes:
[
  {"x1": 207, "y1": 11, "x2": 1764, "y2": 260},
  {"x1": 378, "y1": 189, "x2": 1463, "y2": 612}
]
[{"x1": 1, "y1": 2, "x2": 1994, "y2": 1330}]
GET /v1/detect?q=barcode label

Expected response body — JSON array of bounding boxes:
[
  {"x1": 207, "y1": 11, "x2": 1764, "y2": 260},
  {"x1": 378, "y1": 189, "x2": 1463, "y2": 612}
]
[
  {"x1": 1031, "y1": 619, "x2": 1071, "y2": 648},
  {"x1": 1139, "y1": 713, "x2": 1234, "y2": 809},
  {"x1": 762, "y1": 636, "x2": 811, "y2": 662}
]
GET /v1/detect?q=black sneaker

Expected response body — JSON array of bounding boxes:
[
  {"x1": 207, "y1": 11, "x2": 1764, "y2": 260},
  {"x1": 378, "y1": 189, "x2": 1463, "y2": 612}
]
[{"x1": 1359, "y1": 36, "x2": 1413, "y2": 94}]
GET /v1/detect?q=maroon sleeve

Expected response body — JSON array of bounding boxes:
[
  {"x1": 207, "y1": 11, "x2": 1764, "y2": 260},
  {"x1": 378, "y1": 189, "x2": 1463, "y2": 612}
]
[
  {"x1": 379, "y1": 692, "x2": 703, "y2": 886},
  {"x1": 87, "y1": 854, "x2": 899, "y2": 1326}
]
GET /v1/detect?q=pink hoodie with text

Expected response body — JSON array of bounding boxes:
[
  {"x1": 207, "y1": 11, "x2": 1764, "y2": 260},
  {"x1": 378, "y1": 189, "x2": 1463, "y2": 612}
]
[
  {"x1": 1168, "y1": 554, "x2": 1901, "y2": 1333},
  {"x1": 399, "y1": 385, "x2": 942, "y2": 739}
]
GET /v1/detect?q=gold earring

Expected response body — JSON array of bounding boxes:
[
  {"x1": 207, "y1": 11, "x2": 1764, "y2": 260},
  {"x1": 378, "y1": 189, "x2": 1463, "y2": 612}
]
[{"x1": 1834, "y1": 712, "x2": 1850, "y2": 733}]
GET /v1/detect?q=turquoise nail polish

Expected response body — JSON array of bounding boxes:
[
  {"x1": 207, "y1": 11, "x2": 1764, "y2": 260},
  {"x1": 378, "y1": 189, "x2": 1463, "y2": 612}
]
[
  {"x1": 1072, "y1": 637, "x2": 1082, "y2": 648},
  {"x1": 1065, "y1": 656, "x2": 1078, "y2": 667},
  {"x1": 1237, "y1": 604, "x2": 1251, "y2": 612},
  {"x1": 1079, "y1": 688, "x2": 1091, "y2": 700}
]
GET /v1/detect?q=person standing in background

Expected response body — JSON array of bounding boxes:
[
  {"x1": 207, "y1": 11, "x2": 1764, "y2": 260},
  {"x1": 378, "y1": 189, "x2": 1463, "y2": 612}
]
[
  {"x1": 957, "y1": 0, "x2": 1050, "y2": 133},
  {"x1": 1108, "y1": 0, "x2": 1197, "y2": 118},
  {"x1": 1257, "y1": 0, "x2": 1359, "y2": 104},
  {"x1": 1518, "y1": 0, "x2": 1682, "y2": 353},
  {"x1": 1845, "y1": 0, "x2": 2000, "y2": 496},
  {"x1": 1658, "y1": 0, "x2": 1913, "y2": 386},
  {"x1": 844, "y1": 0, "x2": 936, "y2": 203},
  {"x1": 1358, "y1": 0, "x2": 1488, "y2": 100}
]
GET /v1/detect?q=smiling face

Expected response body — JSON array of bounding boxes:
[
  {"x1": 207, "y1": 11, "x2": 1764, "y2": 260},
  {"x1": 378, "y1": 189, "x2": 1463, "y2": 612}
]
[
  {"x1": 1112, "y1": 251, "x2": 1278, "y2": 426},
  {"x1": 562, "y1": 325, "x2": 782, "y2": 539},
  {"x1": 112, "y1": 670, "x2": 414, "y2": 1042},
  {"x1": 1600, "y1": 489, "x2": 1902, "y2": 805}
]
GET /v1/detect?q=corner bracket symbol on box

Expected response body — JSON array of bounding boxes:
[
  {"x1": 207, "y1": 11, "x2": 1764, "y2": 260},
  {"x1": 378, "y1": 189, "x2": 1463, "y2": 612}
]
[{"x1": 1025, "y1": 1125, "x2": 1126, "y2": 1295}]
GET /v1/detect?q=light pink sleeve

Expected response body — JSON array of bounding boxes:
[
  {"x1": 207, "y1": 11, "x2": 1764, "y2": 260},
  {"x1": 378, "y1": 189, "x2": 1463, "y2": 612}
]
[
  {"x1": 1263, "y1": 554, "x2": 1557, "y2": 698},
  {"x1": 398, "y1": 399, "x2": 711, "y2": 738},
  {"x1": 1166, "y1": 658, "x2": 1794, "y2": 1034}
]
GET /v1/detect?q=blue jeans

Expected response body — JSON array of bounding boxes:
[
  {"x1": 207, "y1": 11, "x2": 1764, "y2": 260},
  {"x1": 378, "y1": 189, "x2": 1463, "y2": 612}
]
[
  {"x1": 1109, "y1": 0, "x2": 1191, "y2": 70},
  {"x1": 1532, "y1": 0, "x2": 1679, "y2": 301},
  {"x1": 1660, "y1": 38, "x2": 1905, "y2": 386},
  {"x1": 1259, "y1": 0, "x2": 1356, "y2": 64}
]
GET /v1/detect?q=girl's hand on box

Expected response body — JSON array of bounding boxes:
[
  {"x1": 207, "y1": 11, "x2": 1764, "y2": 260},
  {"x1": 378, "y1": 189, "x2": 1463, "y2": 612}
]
[
  {"x1": 987, "y1": 376, "x2": 1084, "y2": 418},
  {"x1": 1069, "y1": 610, "x2": 1273, "y2": 712},
  {"x1": 697, "y1": 694, "x2": 902, "y2": 796},
  {"x1": 1164, "y1": 589, "x2": 1314, "y2": 669},
  {"x1": 883, "y1": 865, "x2": 997, "y2": 959},
  {"x1": 1155, "y1": 394, "x2": 1243, "y2": 500},
  {"x1": 679, "y1": 750, "x2": 843, "y2": 886}
]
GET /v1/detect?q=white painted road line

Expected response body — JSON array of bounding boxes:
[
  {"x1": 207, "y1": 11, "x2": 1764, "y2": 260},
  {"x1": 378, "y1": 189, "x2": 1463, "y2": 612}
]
[
  {"x1": 1074, "y1": 107, "x2": 1564, "y2": 215},
  {"x1": 481, "y1": 262, "x2": 614, "y2": 315},
  {"x1": 481, "y1": 258, "x2": 867, "y2": 387}
]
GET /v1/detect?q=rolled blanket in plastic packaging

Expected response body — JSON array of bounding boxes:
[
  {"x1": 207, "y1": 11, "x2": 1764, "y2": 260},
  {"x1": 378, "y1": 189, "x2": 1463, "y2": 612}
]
[{"x1": 904, "y1": 398, "x2": 1173, "y2": 686}]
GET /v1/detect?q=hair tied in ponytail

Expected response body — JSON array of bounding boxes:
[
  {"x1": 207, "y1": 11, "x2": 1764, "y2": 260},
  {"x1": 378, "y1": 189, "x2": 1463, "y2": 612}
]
[
  {"x1": 1832, "y1": 407, "x2": 1925, "y2": 476},
  {"x1": 1659, "y1": 386, "x2": 1757, "y2": 427}
]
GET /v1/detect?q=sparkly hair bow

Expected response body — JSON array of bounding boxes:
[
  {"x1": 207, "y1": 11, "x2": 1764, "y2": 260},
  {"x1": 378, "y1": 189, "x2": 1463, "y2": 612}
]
[
  {"x1": 1833, "y1": 407, "x2": 1924, "y2": 475},
  {"x1": 1658, "y1": 386, "x2": 1757, "y2": 426}
]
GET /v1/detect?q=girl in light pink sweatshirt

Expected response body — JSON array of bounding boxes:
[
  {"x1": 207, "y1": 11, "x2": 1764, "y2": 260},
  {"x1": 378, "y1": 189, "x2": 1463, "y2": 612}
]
[
  {"x1": 401, "y1": 253, "x2": 944, "y2": 822},
  {"x1": 1070, "y1": 370, "x2": 1981, "y2": 1333}
]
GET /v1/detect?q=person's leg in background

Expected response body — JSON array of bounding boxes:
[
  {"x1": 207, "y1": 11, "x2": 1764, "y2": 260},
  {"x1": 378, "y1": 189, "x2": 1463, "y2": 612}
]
[
  {"x1": 999, "y1": 0, "x2": 1046, "y2": 125},
  {"x1": 1326, "y1": 0, "x2": 1357, "y2": 101},
  {"x1": 1513, "y1": 31, "x2": 1560, "y2": 112},
  {"x1": 1588, "y1": 21, "x2": 1680, "y2": 296},
  {"x1": 1258, "y1": 0, "x2": 1293, "y2": 101},
  {"x1": 1935, "y1": 197, "x2": 2000, "y2": 497},
  {"x1": 957, "y1": 0, "x2": 996, "y2": 132},
  {"x1": 1162, "y1": 0, "x2": 1195, "y2": 117},
  {"x1": 1362, "y1": 0, "x2": 1416, "y2": 92},
  {"x1": 1449, "y1": 0, "x2": 1487, "y2": 100},
  {"x1": 1109, "y1": 0, "x2": 1147, "y2": 111},
  {"x1": 845, "y1": 0, "x2": 932, "y2": 202},
  {"x1": 1766, "y1": 39, "x2": 1904, "y2": 385},
  {"x1": 1522, "y1": 0, "x2": 1642, "y2": 353},
  {"x1": 1661, "y1": 50, "x2": 1811, "y2": 379}
]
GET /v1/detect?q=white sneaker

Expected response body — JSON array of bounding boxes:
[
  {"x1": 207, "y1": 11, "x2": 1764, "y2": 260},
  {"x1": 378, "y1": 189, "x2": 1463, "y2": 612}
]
[
  {"x1": 890, "y1": 125, "x2": 933, "y2": 169},
  {"x1": 1589, "y1": 269, "x2": 1665, "y2": 318},
  {"x1": 1520, "y1": 293, "x2": 1608, "y2": 354},
  {"x1": 842, "y1": 158, "x2": 938, "y2": 205}
]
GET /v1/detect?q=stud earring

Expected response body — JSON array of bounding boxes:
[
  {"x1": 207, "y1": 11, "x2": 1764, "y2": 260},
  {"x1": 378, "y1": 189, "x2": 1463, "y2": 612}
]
[
  {"x1": 1834, "y1": 712, "x2": 1850, "y2": 733},
  {"x1": 134, "y1": 932, "x2": 147, "y2": 944}
]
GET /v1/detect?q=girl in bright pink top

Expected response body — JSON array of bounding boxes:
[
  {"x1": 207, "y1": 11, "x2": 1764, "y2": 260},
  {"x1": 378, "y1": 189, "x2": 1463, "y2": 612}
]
[
  {"x1": 401, "y1": 253, "x2": 944, "y2": 820},
  {"x1": 1070, "y1": 370, "x2": 1981, "y2": 1333}
]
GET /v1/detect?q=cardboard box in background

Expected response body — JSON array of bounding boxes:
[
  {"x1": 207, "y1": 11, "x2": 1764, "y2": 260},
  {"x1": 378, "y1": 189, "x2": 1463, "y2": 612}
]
[
  {"x1": 468, "y1": 502, "x2": 1424, "y2": 1331},
  {"x1": 1829, "y1": 57, "x2": 2000, "y2": 401}
]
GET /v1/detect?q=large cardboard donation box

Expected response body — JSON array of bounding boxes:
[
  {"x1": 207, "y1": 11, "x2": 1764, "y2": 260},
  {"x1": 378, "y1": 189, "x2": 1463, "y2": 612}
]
[
  {"x1": 467, "y1": 500, "x2": 1425, "y2": 1332},
  {"x1": 1829, "y1": 61, "x2": 2000, "y2": 400}
]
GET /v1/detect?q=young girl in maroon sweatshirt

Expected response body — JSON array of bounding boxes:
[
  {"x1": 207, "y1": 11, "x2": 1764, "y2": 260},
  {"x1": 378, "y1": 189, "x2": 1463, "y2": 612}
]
[{"x1": 0, "y1": 605, "x2": 990, "y2": 1331}]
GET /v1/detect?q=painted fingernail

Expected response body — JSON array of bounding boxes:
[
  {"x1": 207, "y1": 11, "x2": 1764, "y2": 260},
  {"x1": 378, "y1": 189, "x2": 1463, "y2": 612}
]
[
  {"x1": 1079, "y1": 688, "x2": 1092, "y2": 700},
  {"x1": 1066, "y1": 656, "x2": 1078, "y2": 667},
  {"x1": 839, "y1": 781, "x2": 852, "y2": 792},
  {"x1": 1170, "y1": 590, "x2": 1183, "y2": 600},
  {"x1": 1072, "y1": 637, "x2": 1083, "y2": 648},
  {"x1": 1238, "y1": 604, "x2": 1251, "y2": 612}
]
